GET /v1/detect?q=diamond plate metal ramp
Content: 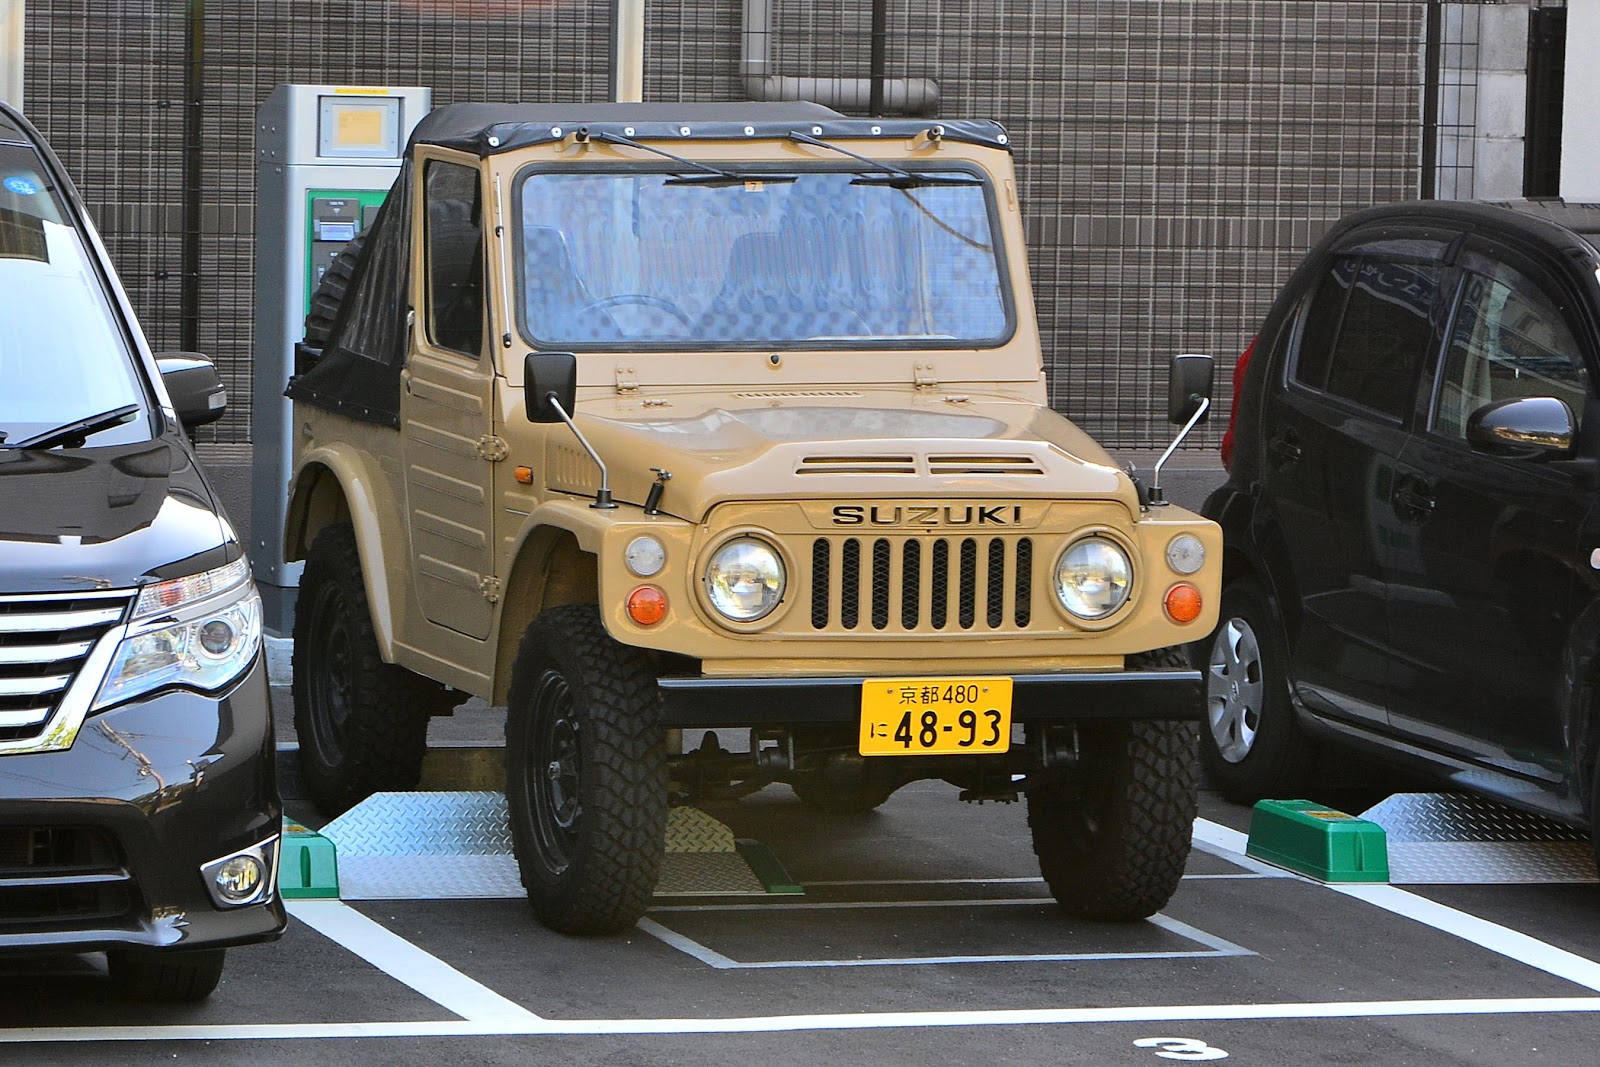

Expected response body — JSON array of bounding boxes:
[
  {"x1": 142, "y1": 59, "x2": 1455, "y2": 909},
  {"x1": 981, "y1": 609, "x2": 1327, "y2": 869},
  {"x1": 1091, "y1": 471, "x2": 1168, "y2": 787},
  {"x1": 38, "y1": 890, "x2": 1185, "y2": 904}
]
[
  {"x1": 1360, "y1": 792, "x2": 1596, "y2": 885},
  {"x1": 319, "y1": 792, "x2": 794, "y2": 900}
]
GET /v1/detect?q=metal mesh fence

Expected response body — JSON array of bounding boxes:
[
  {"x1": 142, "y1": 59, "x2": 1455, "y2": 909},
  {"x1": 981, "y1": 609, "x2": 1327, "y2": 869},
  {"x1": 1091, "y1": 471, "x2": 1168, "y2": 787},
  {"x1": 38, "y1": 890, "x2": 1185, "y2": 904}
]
[{"x1": 24, "y1": 0, "x2": 1438, "y2": 451}]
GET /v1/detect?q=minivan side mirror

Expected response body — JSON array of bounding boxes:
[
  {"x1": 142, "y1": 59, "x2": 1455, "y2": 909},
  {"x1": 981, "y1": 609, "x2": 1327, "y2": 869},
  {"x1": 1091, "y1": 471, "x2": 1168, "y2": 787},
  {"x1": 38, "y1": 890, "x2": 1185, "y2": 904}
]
[
  {"x1": 1465, "y1": 396, "x2": 1576, "y2": 459},
  {"x1": 1168, "y1": 353, "x2": 1214, "y2": 425},
  {"x1": 524, "y1": 351, "x2": 577, "y2": 424},
  {"x1": 155, "y1": 352, "x2": 226, "y2": 429}
]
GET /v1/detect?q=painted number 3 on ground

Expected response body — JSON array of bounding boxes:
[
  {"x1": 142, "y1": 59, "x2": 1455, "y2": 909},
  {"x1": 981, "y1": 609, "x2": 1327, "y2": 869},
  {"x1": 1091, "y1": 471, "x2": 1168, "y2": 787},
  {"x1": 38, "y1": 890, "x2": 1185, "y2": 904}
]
[{"x1": 1134, "y1": 1037, "x2": 1229, "y2": 1061}]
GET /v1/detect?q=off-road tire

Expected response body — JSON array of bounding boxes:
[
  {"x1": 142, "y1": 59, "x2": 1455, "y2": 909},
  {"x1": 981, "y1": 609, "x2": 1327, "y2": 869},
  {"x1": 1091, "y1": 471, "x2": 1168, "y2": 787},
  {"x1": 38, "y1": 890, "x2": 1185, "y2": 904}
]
[
  {"x1": 107, "y1": 948, "x2": 225, "y2": 1002},
  {"x1": 1200, "y1": 578, "x2": 1317, "y2": 803},
  {"x1": 505, "y1": 604, "x2": 667, "y2": 934},
  {"x1": 293, "y1": 523, "x2": 438, "y2": 816},
  {"x1": 303, "y1": 229, "x2": 368, "y2": 350},
  {"x1": 1027, "y1": 646, "x2": 1199, "y2": 921},
  {"x1": 789, "y1": 755, "x2": 900, "y2": 814}
]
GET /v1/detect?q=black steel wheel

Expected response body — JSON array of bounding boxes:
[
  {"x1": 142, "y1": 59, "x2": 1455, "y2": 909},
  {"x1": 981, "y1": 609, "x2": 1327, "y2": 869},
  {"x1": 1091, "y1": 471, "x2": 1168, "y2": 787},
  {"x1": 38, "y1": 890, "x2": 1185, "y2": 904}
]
[
  {"x1": 1026, "y1": 647, "x2": 1199, "y2": 921},
  {"x1": 292, "y1": 523, "x2": 441, "y2": 816},
  {"x1": 107, "y1": 948, "x2": 226, "y2": 1003},
  {"x1": 1201, "y1": 578, "x2": 1316, "y2": 802},
  {"x1": 506, "y1": 604, "x2": 667, "y2": 934}
]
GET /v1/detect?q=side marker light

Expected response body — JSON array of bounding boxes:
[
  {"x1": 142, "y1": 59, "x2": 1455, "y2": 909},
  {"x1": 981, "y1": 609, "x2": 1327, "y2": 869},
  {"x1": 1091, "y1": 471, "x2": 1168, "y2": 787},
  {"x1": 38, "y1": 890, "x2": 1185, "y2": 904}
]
[
  {"x1": 627, "y1": 586, "x2": 668, "y2": 626},
  {"x1": 1164, "y1": 583, "x2": 1203, "y2": 624}
]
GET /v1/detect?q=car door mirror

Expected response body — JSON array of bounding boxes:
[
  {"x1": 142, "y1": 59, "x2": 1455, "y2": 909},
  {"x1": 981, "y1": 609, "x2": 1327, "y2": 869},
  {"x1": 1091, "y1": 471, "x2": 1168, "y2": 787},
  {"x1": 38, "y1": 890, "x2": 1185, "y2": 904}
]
[
  {"x1": 155, "y1": 351, "x2": 227, "y2": 429},
  {"x1": 1465, "y1": 396, "x2": 1576, "y2": 459},
  {"x1": 1168, "y1": 353, "x2": 1214, "y2": 425},
  {"x1": 524, "y1": 351, "x2": 577, "y2": 423}
]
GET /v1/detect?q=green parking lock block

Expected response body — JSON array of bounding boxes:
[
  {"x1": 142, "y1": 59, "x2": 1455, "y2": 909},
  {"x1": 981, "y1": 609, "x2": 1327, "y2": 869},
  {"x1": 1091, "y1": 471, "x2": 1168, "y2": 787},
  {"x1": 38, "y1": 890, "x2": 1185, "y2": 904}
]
[
  {"x1": 279, "y1": 818, "x2": 339, "y2": 899},
  {"x1": 1245, "y1": 799, "x2": 1390, "y2": 883}
]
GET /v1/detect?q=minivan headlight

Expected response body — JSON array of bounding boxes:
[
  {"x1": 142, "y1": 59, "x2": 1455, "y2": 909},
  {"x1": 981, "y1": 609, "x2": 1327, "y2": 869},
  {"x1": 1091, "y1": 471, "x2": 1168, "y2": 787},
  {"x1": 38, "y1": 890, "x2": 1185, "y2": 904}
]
[
  {"x1": 1054, "y1": 536, "x2": 1133, "y2": 620},
  {"x1": 94, "y1": 558, "x2": 263, "y2": 709},
  {"x1": 704, "y1": 536, "x2": 786, "y2": 622}
]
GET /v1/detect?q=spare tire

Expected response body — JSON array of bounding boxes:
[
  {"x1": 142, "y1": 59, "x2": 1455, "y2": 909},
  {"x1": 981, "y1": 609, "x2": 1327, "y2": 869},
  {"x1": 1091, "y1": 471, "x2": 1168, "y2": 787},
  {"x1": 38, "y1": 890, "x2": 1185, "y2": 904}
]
[{"x1": 302, "y1": 230, "x2": 368, "y2": 350}]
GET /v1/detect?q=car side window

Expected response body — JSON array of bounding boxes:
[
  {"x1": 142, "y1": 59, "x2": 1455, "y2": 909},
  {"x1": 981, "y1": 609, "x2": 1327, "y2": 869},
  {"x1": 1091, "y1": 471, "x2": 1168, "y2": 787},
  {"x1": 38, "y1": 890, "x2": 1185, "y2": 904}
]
[
  {"x1": 1432, "y1": 259, "x2": 1589, "y2": 438},
  {"x1": 423, "y1": 160, "x2": 484, "y2": 357}
]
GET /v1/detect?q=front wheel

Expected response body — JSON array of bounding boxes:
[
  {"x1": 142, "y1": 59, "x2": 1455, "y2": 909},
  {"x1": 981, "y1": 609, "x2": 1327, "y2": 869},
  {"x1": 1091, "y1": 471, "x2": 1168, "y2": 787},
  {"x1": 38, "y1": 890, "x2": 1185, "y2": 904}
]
[
  {"x1": 505, "y1": 604, "x2": 667, "y2": 934},
  {"x1": 1027, "y1": 647, "x2": 1198, "y2": 921}
]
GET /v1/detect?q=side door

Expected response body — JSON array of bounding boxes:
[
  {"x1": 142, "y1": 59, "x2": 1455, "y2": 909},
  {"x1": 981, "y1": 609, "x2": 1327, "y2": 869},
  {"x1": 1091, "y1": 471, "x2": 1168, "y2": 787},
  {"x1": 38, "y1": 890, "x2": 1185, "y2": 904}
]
[
  {"x1": 1256, "y1": 232, "x2": 1450, "y2": 727},
  {"x1": 1386, "y1": 239, "x2": 1593, "y2": 782},
  {"x1": 401, "y1": 153, "x2": 497, "y2": 640}
]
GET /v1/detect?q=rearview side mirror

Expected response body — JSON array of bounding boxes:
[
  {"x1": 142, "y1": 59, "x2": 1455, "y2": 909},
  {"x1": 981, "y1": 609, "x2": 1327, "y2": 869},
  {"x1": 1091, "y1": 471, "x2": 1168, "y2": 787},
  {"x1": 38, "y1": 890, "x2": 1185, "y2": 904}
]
[
  {"x1": 1466, "y1": 396, "x2": 1576, "y2": 459},
  {"x1": 524, "y1": 351, "x2": 577, "y2": 424},
  {"x1": 1168, "y1": 353, "x2": 1214, "y2": 425},
  {"x1": 156, "y1": 352, "x2": 226, "y2": 429}
]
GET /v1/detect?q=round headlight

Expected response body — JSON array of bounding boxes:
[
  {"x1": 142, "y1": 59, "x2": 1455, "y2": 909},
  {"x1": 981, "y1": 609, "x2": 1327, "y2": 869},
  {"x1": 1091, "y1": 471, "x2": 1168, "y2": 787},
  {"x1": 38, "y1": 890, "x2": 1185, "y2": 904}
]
[
  {"x1": 704, "y1": 537, "x2": 786, "y2": 622},
  {"x1": 1055, "y1": 536, "x2": 1133, "y2": 619},
  {"x1": 1165, "y1": 533, "x2": 1206, "y2": 575}
]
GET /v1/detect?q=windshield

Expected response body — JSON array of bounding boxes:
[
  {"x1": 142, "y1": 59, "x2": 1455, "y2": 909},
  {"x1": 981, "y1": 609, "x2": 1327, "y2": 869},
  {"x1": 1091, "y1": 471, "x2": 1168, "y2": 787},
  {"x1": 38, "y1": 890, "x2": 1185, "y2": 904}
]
[
  {"x1": 514, "y1": 166, "x2": 1010, "y2": 349},
  {"x1": 0, "y1": 143, "x2": 148, "y2": 447}
]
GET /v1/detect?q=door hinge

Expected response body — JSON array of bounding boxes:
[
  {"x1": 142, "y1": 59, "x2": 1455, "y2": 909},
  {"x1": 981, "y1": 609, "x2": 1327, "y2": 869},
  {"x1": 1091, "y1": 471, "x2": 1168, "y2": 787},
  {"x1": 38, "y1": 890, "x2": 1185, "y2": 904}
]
[
  {"x1": 913, "y1": 361, "x2": 939, "y2": 390},
  {"x1": 479, "y1": 575, "x2": 502, "y2": 602},
  {"x1": 615, "y1": 364, "x2": 639, "y2": 393},
  {"x1": 475, "y1": 435, "x2": 510, "y2": 462}
]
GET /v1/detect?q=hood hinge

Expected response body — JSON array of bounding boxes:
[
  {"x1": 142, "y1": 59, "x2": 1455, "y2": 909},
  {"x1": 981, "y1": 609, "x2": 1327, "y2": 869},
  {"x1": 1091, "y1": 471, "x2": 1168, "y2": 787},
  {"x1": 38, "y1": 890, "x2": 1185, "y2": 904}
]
[
  {"x1": 475, "y1": 435, "x2": 510, "y2": 462},
  {"x1": 914, "y1": 361, "x2": 939, "y2": 390},
  {"x1": 615, "y1": 364, "x2": 639, "y2": 393},
  {"x1": 479, "y1": 575, "x2": 502, "y2": 602}
]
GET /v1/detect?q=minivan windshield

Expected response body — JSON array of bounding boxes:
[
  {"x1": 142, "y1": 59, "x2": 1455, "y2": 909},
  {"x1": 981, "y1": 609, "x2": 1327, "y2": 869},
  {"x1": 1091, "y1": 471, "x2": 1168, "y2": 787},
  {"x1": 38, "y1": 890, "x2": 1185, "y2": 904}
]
[
  {"x1": 514, "y1": 167, "x2": 1010, "y2": 348},
  {"x1": 0, "y1": 143, "x2": 147, "y2": 448}
]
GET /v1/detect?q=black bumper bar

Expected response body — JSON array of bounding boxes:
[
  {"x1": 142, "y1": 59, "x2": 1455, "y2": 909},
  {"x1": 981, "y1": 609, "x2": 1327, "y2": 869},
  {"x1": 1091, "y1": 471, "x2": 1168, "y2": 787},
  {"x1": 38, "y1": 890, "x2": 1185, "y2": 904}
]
[{"x1": 657, "y1": 669, "x2": 1202, "y2": 727}]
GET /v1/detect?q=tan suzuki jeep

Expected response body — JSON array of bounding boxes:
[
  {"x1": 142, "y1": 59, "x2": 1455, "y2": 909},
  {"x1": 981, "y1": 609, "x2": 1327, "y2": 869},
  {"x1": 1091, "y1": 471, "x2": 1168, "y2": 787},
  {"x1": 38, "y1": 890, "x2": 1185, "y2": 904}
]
[{"x1": 283, "y1": 102, "x2": 1221, "y2": 934}]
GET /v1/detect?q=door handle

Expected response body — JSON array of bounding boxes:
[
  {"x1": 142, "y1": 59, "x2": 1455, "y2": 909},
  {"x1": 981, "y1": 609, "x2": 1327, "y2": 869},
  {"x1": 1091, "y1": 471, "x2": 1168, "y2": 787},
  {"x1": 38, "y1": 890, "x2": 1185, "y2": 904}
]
[
  {"x1": 1269, "y1": 434, "x2": 1302, "y2": 465},
  {"x1": 1394, "y1": 483, "x2": 1435, "y2": 516}
]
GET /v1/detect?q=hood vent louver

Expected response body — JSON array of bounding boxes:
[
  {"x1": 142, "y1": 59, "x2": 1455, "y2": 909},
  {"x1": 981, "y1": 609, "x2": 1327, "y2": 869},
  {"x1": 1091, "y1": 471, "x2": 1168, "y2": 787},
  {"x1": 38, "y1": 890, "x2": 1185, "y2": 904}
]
[
  {"x1": 796, "y1": 453, "x2": 1046, "y2": 476},
  {"x1": 796, "y1": 455, "x2": 918, "y2": 475},
  {"x1": 735, "y1": 390, "x2": 864, "y2": 399},
  {"x1": 928, "y1": 454, "x2": 1045, "y2": 476}
]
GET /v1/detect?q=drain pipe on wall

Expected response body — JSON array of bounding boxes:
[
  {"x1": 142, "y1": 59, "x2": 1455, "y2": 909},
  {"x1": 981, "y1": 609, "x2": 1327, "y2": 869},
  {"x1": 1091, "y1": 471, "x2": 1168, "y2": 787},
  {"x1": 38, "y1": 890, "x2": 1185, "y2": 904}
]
[
  {"x1": 742, "y1": 0, "x2": 939, "y2": 116},
  {"x1": 611, "y1": 0, "x2": 644, "y2": 103},
  {"x1": 0, "y1": 0, "x2": 23, "y2": 108}
]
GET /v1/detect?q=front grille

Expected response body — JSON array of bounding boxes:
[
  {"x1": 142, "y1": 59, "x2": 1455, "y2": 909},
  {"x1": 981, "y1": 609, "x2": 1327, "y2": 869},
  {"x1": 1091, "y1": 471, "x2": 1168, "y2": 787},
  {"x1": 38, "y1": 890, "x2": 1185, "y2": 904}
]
[
  {"x1": 0, "y1": 592, "x2": 128, "y2": 744},
  {"x1": 0, "y1": 826, "x2": 135, "y2": 929},
  {"x1": 810, "y1": 535, "x2": 1035, "y2": 632}
]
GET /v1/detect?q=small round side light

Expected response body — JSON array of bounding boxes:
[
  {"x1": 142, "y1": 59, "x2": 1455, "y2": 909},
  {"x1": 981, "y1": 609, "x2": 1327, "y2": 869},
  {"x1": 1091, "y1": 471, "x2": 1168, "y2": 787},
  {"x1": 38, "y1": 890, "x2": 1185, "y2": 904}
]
[
  {"x1": 627, "y1": 586, "x2": 668, "y2": 626},
  {"x1": 514, "y1": 466, "x2": 534, "y2": 485},
  {"x1": 1164, "y1": 583, "x2": 1203, "y2": 624}
]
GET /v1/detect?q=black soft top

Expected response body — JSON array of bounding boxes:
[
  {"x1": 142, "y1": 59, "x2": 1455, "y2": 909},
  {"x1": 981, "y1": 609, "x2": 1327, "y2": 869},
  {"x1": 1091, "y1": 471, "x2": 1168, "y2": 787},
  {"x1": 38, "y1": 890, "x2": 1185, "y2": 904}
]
[{"x1": 286, "y1": 101, "x2": 1014, "y2": 428}]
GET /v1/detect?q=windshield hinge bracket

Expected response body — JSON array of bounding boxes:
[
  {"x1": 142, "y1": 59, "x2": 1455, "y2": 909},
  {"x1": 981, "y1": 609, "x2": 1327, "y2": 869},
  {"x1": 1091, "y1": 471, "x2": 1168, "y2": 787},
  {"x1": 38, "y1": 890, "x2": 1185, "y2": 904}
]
[
  {"x1": 478, "y1": 575, "x2": 502, "y2": 603},
  {"x1": 615, "y1": 364, "x2": 640, "y2": 393},
  {"x1": 475, "y1": 435, "x2": 510, "y2": 462},
  {"x1": 914, "y1": 362, "x2": 939, "y2": 390}
]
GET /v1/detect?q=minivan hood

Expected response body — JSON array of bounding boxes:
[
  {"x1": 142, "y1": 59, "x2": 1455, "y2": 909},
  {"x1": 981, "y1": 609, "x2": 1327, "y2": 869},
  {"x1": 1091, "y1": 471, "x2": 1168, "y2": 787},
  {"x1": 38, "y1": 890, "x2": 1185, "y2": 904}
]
[
  {"x1": 0, "y1": 440, "x2": 236, "y2": 595},
  {"x1": 553, "y1": 390, "x2": 1137, "y2": 520}
]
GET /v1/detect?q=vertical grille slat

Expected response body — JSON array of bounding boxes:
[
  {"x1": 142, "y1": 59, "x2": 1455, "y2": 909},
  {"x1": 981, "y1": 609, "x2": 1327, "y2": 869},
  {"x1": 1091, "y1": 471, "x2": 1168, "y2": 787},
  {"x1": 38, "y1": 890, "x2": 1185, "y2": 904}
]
[
  {"x1": 958, "y1": 538, "x2": 978, "y2": 629},
  {"x1": 840, "y1": 538, "x2": 861, "y2": 630},
  {"x1": 900, "y1": 540, "x2": 921, "y2": 629},
  {"x1": 930, "y1": 539, "x2": 950, "y2": 630},
  {"x1": 1015, "y1": 538, "x2": 1034, "y2": 627},
  {"x1": 986, "y1": 538, "x2": 1006, "y2": 628},
  {"x1": 811, "y1": 539, "x2": 831, "y2": 629},
  {"x1": 871, "y1": 539, "x2": 891, "y2": 630}
]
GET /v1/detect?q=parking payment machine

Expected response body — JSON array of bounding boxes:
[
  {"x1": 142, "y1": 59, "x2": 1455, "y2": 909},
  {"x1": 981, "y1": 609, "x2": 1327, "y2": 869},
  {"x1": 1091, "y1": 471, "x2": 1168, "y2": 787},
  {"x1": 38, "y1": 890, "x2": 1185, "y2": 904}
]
[{"x1": 251, "y1": 84, "x2": 431, "y2": 634}]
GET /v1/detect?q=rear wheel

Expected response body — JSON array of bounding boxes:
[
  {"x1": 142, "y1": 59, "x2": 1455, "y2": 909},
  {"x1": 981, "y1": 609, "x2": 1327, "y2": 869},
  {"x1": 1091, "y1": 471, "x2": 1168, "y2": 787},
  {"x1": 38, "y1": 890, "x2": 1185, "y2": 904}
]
[
  {"x1": 107, "y1": 947, "x2": 225, "y2": 1003},
  {"x1": 1027, "y1": 647, "x2": 1199, "y2": 921},
  {"x1": 1201, "y1": 578, "x2": 1316, "y2": 802},
  {"x1": 505, "y1": 604, "x2": 667, "y2": 934},
  {"x1": 293, "y1": 523, "x2": 443, "y2": 816}
]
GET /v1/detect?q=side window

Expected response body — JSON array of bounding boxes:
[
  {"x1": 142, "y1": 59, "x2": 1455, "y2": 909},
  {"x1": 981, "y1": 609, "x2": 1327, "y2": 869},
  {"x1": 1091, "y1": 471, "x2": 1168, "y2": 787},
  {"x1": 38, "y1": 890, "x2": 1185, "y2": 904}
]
[
  {"x1": 424, "y1": 161, "x2": 484, "y2": 356},
  {"x1": 1433, "y1": 260, "x2": 1589, "y2": 438},
  {"x1": 1295, "y1": 253, "x2": 1441, "y2": 420}
]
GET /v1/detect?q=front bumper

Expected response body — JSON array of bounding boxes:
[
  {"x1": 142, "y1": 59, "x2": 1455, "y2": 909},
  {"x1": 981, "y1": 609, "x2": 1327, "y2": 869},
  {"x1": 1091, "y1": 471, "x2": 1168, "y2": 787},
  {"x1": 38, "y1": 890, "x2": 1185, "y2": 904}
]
[
  {"x1": 658, "y1": 667, "x2": 1202, "y2": 727},
  {"x1": 0, "y1": 654, "x2": 286, "y2": 957}
]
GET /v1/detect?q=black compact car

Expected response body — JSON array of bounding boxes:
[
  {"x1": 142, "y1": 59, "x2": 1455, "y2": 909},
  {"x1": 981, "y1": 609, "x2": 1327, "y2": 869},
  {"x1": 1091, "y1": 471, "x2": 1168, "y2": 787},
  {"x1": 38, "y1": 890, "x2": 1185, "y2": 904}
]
[
  {"x1": 0, "y1": 103, "x2": 284, "y2": 1000},
  {"x1": 1201, "y1": 199, "x2": 1600, "y2": 869}
]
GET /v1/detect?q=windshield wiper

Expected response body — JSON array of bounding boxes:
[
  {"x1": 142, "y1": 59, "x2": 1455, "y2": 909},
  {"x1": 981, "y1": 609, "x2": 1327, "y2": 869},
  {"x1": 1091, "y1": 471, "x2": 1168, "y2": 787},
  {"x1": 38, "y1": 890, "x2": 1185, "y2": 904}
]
[
  {"x1": 786, "y1": 131, "x2": 983, "y2": 188},
  {"x1": 584, "y1": 130, "x2": 795, "y2": 186},
  {"x1": 9, "y1": 404, "x2": 140, "y2": 450}
]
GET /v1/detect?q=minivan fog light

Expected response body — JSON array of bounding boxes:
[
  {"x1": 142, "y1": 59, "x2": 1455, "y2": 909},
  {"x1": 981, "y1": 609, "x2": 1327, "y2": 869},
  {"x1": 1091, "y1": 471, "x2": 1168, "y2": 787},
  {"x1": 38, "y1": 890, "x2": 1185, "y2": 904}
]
[{"x1": 214, "y1": 856, "x2": 264, "y2": 902}]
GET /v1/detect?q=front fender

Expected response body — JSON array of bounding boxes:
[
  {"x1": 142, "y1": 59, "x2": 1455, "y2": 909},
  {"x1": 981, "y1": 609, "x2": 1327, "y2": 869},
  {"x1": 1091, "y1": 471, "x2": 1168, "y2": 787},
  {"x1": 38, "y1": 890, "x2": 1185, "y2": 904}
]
[{"x1": 284, "y1": 447, "x2": 400, "y2": 661}]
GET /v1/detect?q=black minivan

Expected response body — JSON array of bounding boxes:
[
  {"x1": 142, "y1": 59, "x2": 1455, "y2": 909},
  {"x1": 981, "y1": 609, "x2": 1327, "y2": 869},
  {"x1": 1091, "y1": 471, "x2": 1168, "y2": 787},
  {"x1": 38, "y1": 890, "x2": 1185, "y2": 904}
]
[
  {"x1": 1202, "y1": 198, "x2": 1600, "y2": 872},
  {"x1": 0, "y1": 103, "x2": 284, "y2": 1000}
]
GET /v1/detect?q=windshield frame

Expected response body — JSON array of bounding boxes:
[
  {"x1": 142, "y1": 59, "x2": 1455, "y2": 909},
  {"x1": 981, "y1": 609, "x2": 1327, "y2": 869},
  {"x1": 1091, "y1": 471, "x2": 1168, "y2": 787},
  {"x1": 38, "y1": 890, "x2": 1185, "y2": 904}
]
[{"x1": 508, "y1": 159, "x2": 1016, "y2": 354}]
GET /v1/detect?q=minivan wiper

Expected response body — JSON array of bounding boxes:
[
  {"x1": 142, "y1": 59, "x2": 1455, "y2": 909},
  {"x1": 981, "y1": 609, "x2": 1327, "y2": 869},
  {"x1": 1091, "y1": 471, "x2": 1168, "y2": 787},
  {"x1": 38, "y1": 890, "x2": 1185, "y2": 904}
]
[
  {"x1": 584, "y1": 130, "x2": 794, "y2": 186},
  {"x1": 9, "y1": 403, "x2": 140, "y2": 450},
  {"x1": 786, "y1": 131, "x2": 983, "y2": 188}
]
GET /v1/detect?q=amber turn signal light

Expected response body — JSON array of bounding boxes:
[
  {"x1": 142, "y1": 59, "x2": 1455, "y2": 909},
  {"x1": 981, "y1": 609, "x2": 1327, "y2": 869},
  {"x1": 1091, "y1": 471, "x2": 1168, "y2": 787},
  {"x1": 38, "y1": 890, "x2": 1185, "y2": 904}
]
[
  {"x1": 1164, "y1": 582, "x2": 1203, "y2": 624},
  {"x1": 627, "y1": 585, "x2": 668, "y2": 626},
  {"x1": 514, "y1": 466, "x2": 534, "y2": 485}
]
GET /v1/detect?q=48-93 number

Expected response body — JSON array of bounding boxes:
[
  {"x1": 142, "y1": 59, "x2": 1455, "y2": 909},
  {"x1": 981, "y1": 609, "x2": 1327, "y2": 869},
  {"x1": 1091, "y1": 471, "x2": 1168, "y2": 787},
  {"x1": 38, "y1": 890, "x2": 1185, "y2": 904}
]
[{"x1": 892, "y1": 707, "x2": 1004, "y2": 750}]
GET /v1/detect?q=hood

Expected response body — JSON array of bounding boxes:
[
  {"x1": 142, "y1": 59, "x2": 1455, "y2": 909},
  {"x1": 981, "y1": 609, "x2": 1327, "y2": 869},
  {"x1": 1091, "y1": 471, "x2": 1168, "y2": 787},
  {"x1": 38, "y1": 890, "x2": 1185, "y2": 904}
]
[
  {"x1": 548, "y1": 389, "x2": 1137, "y2": 520},
  {"x1": 0, "y1": 439, "x2": 237, "y2": 595}
]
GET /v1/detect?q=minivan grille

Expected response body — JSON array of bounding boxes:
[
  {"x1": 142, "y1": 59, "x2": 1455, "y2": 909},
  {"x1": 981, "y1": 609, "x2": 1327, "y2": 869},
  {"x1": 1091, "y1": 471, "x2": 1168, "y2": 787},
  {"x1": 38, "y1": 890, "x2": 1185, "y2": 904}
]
[
  {"x1": 810, "y1": 536, "x2": 1035, "y2": 632},
  {"x1": 0, "y1": 826, "x2": 135, "y2": 930},
  {"x1": 0, "y1": 592, "x2": 128, "y2": 744}
]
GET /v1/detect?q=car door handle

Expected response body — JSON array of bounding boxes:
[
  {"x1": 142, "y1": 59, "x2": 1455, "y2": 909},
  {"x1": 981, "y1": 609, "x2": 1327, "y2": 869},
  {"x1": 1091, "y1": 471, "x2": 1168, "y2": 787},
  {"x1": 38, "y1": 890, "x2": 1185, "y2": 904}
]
[
  {"x1": 1269, "y1": 435, "x2": 1301, "y2": 464},
  {"x1": 1394, "y1": 483, "x2": 1435, "y2": 516}
]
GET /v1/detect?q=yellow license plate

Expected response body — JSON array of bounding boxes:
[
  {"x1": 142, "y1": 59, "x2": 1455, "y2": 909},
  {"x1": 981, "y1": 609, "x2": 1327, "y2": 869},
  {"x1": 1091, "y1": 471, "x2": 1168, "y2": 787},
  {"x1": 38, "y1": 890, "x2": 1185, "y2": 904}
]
[{"x1": 859, "y1": 677, "x2": 1013, "y2": 756}]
